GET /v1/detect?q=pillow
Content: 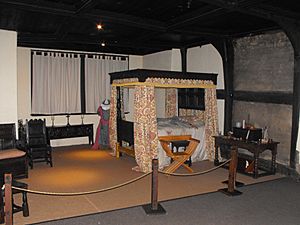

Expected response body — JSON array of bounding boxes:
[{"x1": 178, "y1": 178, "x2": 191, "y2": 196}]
[{"x1": 177, "y1": 116, "x2": 205, "y2": 127}]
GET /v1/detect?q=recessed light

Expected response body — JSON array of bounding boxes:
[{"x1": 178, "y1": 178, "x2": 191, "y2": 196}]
[{"x1": 97, "y1": 24, "x2": 103, "y2": 30}]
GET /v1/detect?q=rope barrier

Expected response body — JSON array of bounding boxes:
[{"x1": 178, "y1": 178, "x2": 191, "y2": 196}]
[
  {"x1": 158, "y1": 159, "x2": 231, "y2": 176},
  {"x1": 11, "y1": 172, "x2": 151, "y2": 196}
]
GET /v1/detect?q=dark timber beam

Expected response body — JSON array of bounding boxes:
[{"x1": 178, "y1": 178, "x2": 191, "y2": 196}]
[
  {"x1": 213, "y1": 39, "x2": 234, "y2": 133},
  {"x1": 233, "y1": 91, "x2": 293, "y2": 105},
  {"x1": 18, "y1": 33, "x2": 177, "y2": 50},
  {"x1": 195, "y1": 0, "x2": 300, "y2": 24},
  {"x1": 180, "y1": 47, "x2": 187, "y2": 75},
  {"x1": 277, "y1": 21, "x2": 300, "y2": 169},
  {"x1": 75, "y1": 0, "x2": 98, "y2": 14},
  {"x1": 167, "y1": 5, "x2": 225, "y2": 29},
  {"x1": 0, "y1": 0, "x2": 166, "y2": 31}
]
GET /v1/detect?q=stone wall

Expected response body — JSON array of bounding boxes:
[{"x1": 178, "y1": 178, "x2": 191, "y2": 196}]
[{"x1": 233, "y1": 31, "x2": 294, "y2": 165}]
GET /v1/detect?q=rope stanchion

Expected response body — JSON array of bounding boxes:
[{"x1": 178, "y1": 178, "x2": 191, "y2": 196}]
[
  {"x1": 12, "y1": 172, "x2": 151, "y2": 196},
  {"x1": 4, "y1": 173, "x2": 13, "y2": 225},
  {"x1": 0, "y1": 185, "x2": 4, "y2": 224},
  {"x1": 158, "y1": 159, "x2": 231, "y2": 176},
  {"x1": 142, "y1": 159, "x2": 166, "y2": 215},
  {"x1": 218, "y1": 147, "x2": 243, "y2": 196}
]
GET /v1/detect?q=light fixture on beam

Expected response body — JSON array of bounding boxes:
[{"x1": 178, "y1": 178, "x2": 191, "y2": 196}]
[
  {"x1": 96, "y1": 23, "x2": 103, "y2": 30},
  {"x1": 101, "y1": 41, "x2": 106, "y2": 47}
]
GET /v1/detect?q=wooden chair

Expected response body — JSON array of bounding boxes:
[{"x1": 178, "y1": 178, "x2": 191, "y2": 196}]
[
  {"x1": 0, "y1": 175, "x2": 29, "y2": 223},
  {"x1": 26, "y1": 119, "x2": 53, "y2": 169},
  {"x1": 159, "y1": 135, "x2": 200, "y2": 173},
  {"x1": 0, "y1": 123, "x2": 28, "y2": 179}
]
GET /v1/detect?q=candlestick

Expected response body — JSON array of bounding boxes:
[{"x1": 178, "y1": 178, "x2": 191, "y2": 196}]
[{"x1": 81, "y1": 114, "x2": 84, "y2": 124}]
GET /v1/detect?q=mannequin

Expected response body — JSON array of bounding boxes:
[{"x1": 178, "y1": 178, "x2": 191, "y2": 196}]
[{"x1": 92, "y1": 99, "x2": 110, "y2": 149}]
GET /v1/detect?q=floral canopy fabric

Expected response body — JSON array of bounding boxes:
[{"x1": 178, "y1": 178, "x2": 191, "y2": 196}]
[{"x1": 109, "y1": 70, "x2": 218, "y2": 173}]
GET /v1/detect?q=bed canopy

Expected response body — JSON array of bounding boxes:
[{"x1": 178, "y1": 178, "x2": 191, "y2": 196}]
[{"x1": 109, "y1": 69, "x2": 218, "y2": 173}]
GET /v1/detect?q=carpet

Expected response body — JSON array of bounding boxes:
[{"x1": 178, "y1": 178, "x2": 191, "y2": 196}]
[
  {"x1": 33, "y1": 178, "x2": 300, "y2": 225},
  {"x1": 12, "y1": 145, "x2": 281, "y2": 225}
]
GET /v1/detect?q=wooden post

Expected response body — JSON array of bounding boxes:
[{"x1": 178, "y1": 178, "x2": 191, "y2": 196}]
[
  {"x1": 151, "y1": 158, "x2": 158, "y2": 210},
  {"x1": 228, "y1": 147, "x2": 238, "y2": 192},
  {"x1": 0, "y1": 175, "x2": 4, "y2": 224},
  {"x1": 219, "y1": 147, "x2": 242, "y2": 196},
  {"x1": 142, "y1": 159, "x2": 166, "y2": 214},
  {"x1": 4, "y1": 173, "x2": 13, "y2": 225}
]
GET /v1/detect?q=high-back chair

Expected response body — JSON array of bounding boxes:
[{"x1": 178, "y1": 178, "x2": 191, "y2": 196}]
[
  {"x1": 26, "y1": 119, "x2": 53, "y2": 169},
  {"x1": 0, "y1": 124, "x2": 29, "y2": 222},
  {"x1": 0, "y1": 123, "x2": 28, "y2": 179},
  {"x1": 0, "y1": 123, "x2": 16, "y2": 150}
]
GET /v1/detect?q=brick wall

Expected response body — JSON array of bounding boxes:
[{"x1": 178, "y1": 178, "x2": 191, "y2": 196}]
[{"x1": 233, "y1": 31, "x2": 294, "y2": 165}]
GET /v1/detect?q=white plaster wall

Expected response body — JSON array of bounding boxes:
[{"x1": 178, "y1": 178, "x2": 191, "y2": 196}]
[
  {"x1": 16, "y1": 48, "x2": 141, "y2": 146},
  {"x1": 171, "y1": 49, "x2": 181, "y2": 71},
  {"x1": 187, "y1": 44, "x2": 225, "y2": 134},
  {"x1": 129, "y1": 55, "x2": 143, "y2": 70},
  {"x1": 143, "y1": 50, "x2": 172, "y2": 70},
  {"x1": 143, "y1": 50, "x2": 175, "y2": 118},
  {"x1": 0, "y1": 30, "x2": 18, "y2": 124},
  {"x1": 125, "y1": 55, "x2": 143, "y2": 121},
  {"x1": 187, "y1": 45, "x2": 224, "y2": 89}
]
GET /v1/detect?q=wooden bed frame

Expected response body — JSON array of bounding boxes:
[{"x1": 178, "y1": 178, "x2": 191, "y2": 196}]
[{"x1": 110, "y1": 69, "x2": 217, "y2": 158}]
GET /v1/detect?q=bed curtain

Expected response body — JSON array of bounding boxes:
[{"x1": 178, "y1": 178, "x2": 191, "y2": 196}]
[
  {"x1": 165, "y1": 88, "x2": 177, "y2": 117},
  {"x1": 109, "y1": 77, "x2": 218, "y2": 173},
  {"x1": 133, "y1": 86, "x2": 158, "y2": 172}
]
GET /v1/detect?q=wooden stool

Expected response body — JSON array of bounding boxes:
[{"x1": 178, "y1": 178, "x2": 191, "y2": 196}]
[
  {"x1": 159, "y1": 135, "x2": 200, "y2": 173},
  {"x1": 170, "y1": 140, "x2": 192, "y2": 167}
]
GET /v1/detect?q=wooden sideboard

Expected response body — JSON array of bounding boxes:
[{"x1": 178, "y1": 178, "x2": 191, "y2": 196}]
[
  {"x1": 214, "y1": 136, "x2": 279, "y2": 178},
  {"x1": 46, "y1": 124, "x2": 94, "y2": 145}
]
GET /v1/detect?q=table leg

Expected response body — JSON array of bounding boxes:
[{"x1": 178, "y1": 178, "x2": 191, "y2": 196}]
[
  {"x1": 214, "y1": 144, "x2": 219, "y2": 166},
  {"x1": 254, "y1": 153, "x2": 259, "y2": 179},
  {"x1": 271, "y1": 146, "x2": 277, "y2": 174}
]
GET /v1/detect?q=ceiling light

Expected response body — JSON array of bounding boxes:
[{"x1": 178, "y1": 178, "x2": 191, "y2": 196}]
[
  {"x1": 96, "y1": 24, "x2": 103, "y2": 30},
  {"x1": 101, "y1": 42, "x2": 105, "y2": 47}
]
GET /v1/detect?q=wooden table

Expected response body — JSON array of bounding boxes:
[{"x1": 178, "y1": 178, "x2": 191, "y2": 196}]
[
  {"x1": 214, "y1": 136, "x2": 279, "y2": 178},
  {"x1": 47, "y1": 124, "x2": 94, "y2": 145}
]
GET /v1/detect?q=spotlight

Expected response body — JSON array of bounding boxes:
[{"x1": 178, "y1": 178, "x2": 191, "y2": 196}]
[
  {"x1": 96, "y1": 24, "x2": 103, "y2": 30},
  {"x1": 101, "y1": 42, "x2": 106, "y2": 47}
]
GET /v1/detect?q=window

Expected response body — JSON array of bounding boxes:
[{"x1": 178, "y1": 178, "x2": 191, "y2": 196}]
[
  {"x1": 32, "y1": 52, "x2": 81, "y2": 114},
  {"x1": 85, "y1": 55, "x2": 128, "y2": 113},
  {"x1": 31, "y1": 51, "x2": 128, "y2": 115}
]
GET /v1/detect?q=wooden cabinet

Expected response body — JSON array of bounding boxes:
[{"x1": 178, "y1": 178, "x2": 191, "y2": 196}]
[{"x1": 47, "y1": 124, "x2": 94, "y2": 144}]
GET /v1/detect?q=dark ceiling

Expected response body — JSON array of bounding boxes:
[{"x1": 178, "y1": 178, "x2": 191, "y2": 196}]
[{"x1": 0, "y1": 0, "x2": 299, "y2": 55}]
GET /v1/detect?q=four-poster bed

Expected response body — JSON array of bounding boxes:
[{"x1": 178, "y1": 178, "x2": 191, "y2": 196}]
[{"x1": 109, "y1": 69, "x2": 218, "y2": 173}]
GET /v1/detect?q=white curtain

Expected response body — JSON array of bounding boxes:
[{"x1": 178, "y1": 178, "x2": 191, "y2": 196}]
[
  {"x1": 85, "y1": 55, "x2": 128, "y2": 113},
  {"x1": 32, "y1": 52, "x2": 81, "y2": 114}
]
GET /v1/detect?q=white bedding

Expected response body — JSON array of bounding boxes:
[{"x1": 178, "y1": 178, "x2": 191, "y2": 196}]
[{"x1": 157, "y1": 117, "x2": 206, "y2": 169}]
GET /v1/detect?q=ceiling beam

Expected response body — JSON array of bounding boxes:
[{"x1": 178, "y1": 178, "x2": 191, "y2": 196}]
[
  {"x1": 0, "y1": 0, "x2": 166, "y2": 31},
  {"x1": 167, "y1": 5, "x2": 226, "y2": 29},
  {"x1": 194, "y1": 0, "x2": 300, "y2": 24},
  {"x1": 258, "y1": 4, "x2": 300, "y2": 21},
  {"x1": 75, "y1": 0, "x2": 98, "y2": 14},
  {"x1": 18, "y1": 33, "x2": 180, "y2": 50}
]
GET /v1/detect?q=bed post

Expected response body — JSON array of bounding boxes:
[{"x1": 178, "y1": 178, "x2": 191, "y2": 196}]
[
  {"x1": 116, "y1": 86, "x2": 122, "y2": 156},
  {"x1": 116, "y1": 86, "x2": 121, "y2": 120}
]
